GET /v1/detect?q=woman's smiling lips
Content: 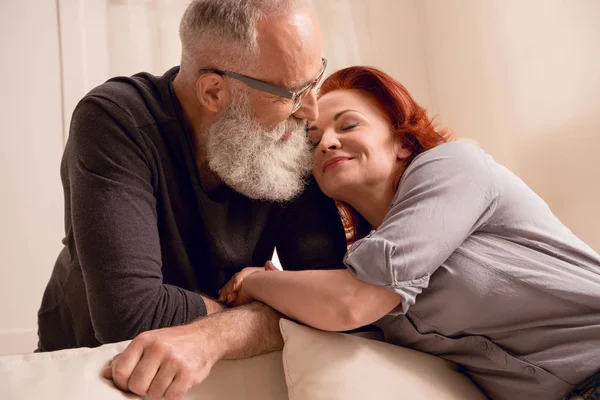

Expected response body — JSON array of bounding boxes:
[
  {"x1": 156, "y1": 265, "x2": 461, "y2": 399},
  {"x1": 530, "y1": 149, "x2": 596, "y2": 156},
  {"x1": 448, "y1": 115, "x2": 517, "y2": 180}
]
[{"x1": 322, "y1": 156, "x2": 353, "y2": 173}]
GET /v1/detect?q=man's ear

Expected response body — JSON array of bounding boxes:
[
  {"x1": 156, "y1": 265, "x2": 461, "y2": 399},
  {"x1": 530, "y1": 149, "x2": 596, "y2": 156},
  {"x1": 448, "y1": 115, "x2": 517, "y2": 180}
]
[{"x1": 196, "y1": 74, "x2": 230, "y2": 113}]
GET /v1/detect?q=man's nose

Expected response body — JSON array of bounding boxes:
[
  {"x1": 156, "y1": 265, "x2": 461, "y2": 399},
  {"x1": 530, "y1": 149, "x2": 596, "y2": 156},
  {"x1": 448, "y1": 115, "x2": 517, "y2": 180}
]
[{"x1": 293, "y1": 90, "x2": 319, "y2": 122}]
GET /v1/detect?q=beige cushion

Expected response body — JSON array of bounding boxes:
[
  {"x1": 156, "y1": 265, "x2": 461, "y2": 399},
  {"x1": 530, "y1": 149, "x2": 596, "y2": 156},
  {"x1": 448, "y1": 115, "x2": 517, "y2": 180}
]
[
  {"x1": 0, "y1": 340, "x2": 288, "y2": 400},
  {"x1": 1, "y1": 321, "x2": 486, "y2": 400},
  {"x1": 279, "y1": 319, "x2": 487, "y2": 400}
]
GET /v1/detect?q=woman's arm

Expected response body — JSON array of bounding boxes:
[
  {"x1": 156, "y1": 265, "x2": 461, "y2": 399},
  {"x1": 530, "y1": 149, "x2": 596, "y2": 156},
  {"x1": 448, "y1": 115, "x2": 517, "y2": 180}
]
[{"x1": 242, "y1": 269, "x2": 401, "y2": 331}]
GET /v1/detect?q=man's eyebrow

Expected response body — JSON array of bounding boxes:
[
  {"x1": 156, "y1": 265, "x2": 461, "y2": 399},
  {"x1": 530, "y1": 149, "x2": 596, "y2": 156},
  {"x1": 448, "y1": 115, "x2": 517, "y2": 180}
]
[
  {"x1": 308, "y1": 109, "x2": 359, "y2": 131},
  {"x1": 287, "y1": 78, "x2": 314, "y2": 92}
]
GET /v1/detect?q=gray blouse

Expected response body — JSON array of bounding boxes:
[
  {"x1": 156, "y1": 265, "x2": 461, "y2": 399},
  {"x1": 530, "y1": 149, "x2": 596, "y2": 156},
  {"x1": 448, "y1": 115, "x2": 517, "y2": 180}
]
[{"x1": 344, "y1": 142, "x2": 600, "y2": 400}]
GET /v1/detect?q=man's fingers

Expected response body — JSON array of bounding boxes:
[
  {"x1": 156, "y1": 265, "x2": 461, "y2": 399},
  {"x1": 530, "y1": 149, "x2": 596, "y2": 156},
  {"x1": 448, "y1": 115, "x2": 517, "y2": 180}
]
[
  {"x1": 164, "y1": 373, "x2": 195, "y2": 400},
  {"x1": 110, "y1": 340, "x2": 145, "y2": 391},
  {"x1": 127, "y1": 347, "x2": 164, "y2": 397},
  {"x1": 103, "y1": 353, "x2": 120, "y2": 379},
  {"x1": 146, "y1": 361, "x2": 178, "y2": 400},
  {"x1": 102, "y1": 365, "x2": 113, "y2": 380}
]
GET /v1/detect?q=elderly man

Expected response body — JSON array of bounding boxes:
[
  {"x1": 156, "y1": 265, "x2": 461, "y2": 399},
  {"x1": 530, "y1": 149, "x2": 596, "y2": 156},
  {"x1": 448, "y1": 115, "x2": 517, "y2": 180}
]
[{"x1": 37, "y1": 0, "x2": 345, "y2": 398}]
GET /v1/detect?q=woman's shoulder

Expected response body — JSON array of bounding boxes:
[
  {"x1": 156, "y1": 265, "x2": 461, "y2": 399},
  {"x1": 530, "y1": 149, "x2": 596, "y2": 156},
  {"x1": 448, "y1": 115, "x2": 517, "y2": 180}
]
[
  {"x1": 393, "y1": 141, "x2": 498, "y2": 206},
  {"x1": 403, "y1": 142, "x2": 492, "y2": 181},
  {"x1": 413, "y1": 141, "x2": 488, "y2": 164}
]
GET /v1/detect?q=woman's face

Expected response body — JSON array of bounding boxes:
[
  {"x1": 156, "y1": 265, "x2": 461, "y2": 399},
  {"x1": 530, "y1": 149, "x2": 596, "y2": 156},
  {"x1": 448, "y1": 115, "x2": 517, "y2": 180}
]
[{"x1": 309, "y1": 89, "x2": 406, "y2": 200}]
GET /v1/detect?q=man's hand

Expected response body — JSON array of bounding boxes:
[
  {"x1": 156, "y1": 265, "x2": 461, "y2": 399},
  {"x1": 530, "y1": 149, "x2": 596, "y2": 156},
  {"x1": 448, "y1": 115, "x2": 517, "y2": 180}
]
[
  {"x1": 102, "y1": 323, "x2": 219, "y2": 400},
  {"x1": 218, "y1": 261, "x2": 279, "y2": 306}
]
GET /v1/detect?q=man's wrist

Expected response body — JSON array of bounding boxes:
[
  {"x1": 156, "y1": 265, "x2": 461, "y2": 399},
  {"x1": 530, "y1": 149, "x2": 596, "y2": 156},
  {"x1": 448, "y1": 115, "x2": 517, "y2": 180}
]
[
  {"x1": 187, "y1": 317, "x2": 227, "y2": 364},
  {"x1": 186, "y1": 301, "x2": 284, "y2": 363}
]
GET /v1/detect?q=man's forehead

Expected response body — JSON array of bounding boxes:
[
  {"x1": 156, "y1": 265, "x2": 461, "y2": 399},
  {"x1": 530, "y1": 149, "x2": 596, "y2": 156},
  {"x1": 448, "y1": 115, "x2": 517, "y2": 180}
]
[
  {"x1": 253, "y1": 8, "x2": 322, "y2": 90},
  {"x1": 281, "y1": 58, "x2": 323, "y2": 90}
]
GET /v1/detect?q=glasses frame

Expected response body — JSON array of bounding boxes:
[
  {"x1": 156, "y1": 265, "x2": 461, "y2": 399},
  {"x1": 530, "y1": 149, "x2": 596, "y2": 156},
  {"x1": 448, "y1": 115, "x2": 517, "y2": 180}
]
[{"x1": 199, "y1": 58, "x2": 328, "y2": 113}]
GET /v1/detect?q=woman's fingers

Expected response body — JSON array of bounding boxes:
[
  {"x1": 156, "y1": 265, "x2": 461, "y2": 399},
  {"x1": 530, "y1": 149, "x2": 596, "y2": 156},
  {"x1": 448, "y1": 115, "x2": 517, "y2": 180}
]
[
  {"x1": 232, "y1": 273, "x2": 242, "y2": 291},
  {"x1": 226, "y1": 292, "x2": 236, "y2": 304},
  {"x1": 219, "y1": 265, "x2": 274, "y2": 304},
  {"x1": 265, "y1": 260, "x2": 279, "y2": 271}
]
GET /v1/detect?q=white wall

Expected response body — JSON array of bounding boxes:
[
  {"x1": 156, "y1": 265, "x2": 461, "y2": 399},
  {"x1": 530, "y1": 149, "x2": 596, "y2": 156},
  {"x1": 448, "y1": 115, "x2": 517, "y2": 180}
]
[
  {"x1": 422, "y1": 0, "x2": 600, "y2": 250},
  {"x1": 319, "y1": 0, "x2": 600, "y2": 250},
  {"x1": 0, "y1": 1, "x2": 65, "y2": 354},
  {"x1": 59, "y1": 0, "x2": 111, "y2": 141},
  {"x1": 106, "y1": 0, "x2": 187, "y2": 77}
]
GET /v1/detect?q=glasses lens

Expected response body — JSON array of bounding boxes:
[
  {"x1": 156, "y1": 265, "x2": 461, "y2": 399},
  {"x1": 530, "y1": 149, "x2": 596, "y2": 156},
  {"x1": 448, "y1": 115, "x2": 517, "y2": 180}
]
[
  {"x1": 290, "y1": 59, "x2": 327, "y2": 114},
  {"x1": 291, "y1": 95, "x2": 303, "y2": 113},
  {"x1": 291, "y1": 84, "x2": 314, "y2": 113}
]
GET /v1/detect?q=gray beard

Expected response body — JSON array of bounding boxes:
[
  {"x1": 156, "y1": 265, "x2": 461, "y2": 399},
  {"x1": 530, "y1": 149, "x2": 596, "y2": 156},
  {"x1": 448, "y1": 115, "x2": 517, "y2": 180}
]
[{"x1": 205, "y1": 92, "x2": 313, "y2": 201}]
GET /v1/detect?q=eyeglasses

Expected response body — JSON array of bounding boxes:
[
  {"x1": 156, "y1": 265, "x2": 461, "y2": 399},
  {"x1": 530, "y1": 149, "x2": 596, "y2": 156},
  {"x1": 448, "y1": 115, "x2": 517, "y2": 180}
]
[{"x1": 199, "y1": 58, "x2": 327, "y2": 114}]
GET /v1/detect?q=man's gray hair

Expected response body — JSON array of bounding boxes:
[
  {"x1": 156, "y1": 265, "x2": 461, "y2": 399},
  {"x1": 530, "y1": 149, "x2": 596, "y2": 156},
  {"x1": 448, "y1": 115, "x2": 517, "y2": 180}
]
[{"x1": 179, "y1": 0, "x2": 313, "y2": 74}]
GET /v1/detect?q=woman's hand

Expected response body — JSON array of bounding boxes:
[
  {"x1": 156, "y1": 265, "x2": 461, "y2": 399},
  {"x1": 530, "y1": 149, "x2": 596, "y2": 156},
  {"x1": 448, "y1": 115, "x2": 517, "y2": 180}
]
[{"x1": 218, "y1": 261, "x2": 279, "y2": 307}]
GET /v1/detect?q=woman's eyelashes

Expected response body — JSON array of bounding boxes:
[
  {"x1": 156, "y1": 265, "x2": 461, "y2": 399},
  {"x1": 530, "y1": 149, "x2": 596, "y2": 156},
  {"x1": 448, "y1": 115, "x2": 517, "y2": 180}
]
[{"x1": 341, "y1": 122, "x2": 359, "y2": 131}]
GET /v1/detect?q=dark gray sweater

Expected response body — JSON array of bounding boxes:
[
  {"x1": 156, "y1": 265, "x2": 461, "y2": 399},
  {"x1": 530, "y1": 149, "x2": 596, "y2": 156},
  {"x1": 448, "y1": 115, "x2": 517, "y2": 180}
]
[{"x1": 37, "y1": 67, "x2": 347, "y2": 351}]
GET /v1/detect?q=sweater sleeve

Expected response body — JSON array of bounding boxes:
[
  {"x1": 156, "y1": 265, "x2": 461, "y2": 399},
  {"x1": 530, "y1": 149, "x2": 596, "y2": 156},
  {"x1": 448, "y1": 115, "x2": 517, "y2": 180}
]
[
  {"x1": 344, "y1": 143, "x2": 499, "y2": 315},
  {"x1": 64, "y1": 96, "x2": 207, "y2": 344}
]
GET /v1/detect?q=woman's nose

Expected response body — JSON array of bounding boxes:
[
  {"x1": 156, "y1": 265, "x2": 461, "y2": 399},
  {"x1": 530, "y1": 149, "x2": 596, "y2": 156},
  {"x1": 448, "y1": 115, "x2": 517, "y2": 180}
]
[{"x1": 318, "y1": 129, "x2": 341, "y2": 153}]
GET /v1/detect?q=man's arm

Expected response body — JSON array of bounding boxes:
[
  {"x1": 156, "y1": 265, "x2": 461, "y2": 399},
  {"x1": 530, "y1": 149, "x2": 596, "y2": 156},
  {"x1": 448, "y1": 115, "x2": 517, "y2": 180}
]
[
  {"x1": 104, "y1": 302, "x2": 283, "y2": 400},
  {"x1": 207, "y1": 302, "x2": 284, "y2": 360},
  {"x1": 65, "y1": 96, "x2": 210, "y2": 343}
]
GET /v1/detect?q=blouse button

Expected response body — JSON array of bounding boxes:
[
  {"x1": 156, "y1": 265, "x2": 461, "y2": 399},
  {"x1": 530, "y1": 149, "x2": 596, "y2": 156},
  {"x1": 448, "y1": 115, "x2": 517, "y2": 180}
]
[
  {"x1": 479, "y1": 341, "x2": 489, "y2": 351},
  {"x1": 525, "y1": 367, "x2": 536, "y2": 375}
]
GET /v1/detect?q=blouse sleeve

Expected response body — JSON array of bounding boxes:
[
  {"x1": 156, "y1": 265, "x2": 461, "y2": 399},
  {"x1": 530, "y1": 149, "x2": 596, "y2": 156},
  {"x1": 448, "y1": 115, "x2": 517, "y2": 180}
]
[{"x1": 343, "y1": 143, "x2": 499, "y2": 315}]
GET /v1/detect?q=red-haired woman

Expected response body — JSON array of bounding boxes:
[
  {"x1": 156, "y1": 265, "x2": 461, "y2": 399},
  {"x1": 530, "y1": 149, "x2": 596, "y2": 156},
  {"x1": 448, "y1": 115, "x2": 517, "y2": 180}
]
[{"x1": 219, "y1": 66, "x2": 600, "y2": 400}]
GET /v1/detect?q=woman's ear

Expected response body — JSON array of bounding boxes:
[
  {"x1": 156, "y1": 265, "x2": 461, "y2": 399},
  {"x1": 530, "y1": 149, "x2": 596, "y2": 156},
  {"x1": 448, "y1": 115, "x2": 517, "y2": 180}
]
[
  {"x1": 195, "y1": 74, "x2": 230, "y2": 113},
  {"x1": 393, "y1": 135, "x2": 412, "y2": 160}
]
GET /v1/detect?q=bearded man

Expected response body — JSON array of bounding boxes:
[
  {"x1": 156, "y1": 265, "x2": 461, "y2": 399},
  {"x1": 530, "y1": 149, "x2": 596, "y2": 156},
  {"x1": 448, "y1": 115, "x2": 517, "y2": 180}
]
[{"x1": 37, "y1": 0, "x2": 346, "y2": 397}]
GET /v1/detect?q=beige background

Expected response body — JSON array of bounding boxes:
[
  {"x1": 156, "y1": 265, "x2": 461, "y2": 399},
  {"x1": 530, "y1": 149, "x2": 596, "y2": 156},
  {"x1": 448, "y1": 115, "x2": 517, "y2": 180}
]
[
  {"x1": 1, "y1": 0, "x2": 598, "y2": 355},
  {"x1": 0, "y1": 1, "x2": 65, "y2": 354}
]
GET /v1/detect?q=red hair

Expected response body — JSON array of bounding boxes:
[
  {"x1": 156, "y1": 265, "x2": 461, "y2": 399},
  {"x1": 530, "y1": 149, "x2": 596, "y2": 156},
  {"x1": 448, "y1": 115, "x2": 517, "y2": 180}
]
[{"x1": 318, "y1": 66, "x2": 452, "y2": 243}]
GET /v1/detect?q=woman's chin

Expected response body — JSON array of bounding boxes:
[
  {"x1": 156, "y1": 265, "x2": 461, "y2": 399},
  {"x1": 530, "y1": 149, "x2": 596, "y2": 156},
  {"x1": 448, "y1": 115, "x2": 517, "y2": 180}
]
[
  {"x1": 319, "y1": 180, "x2": 352, "y2": 202},
  {"x1": 314, "y1": 169, "x2": 357, "y2": 201}
]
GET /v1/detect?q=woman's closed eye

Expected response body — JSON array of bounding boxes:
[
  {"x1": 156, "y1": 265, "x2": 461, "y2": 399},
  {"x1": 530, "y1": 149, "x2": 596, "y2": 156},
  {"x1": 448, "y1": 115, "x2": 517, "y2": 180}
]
[{"x1": 341, "y1": 122, "x2": 359, "y2": 131}]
